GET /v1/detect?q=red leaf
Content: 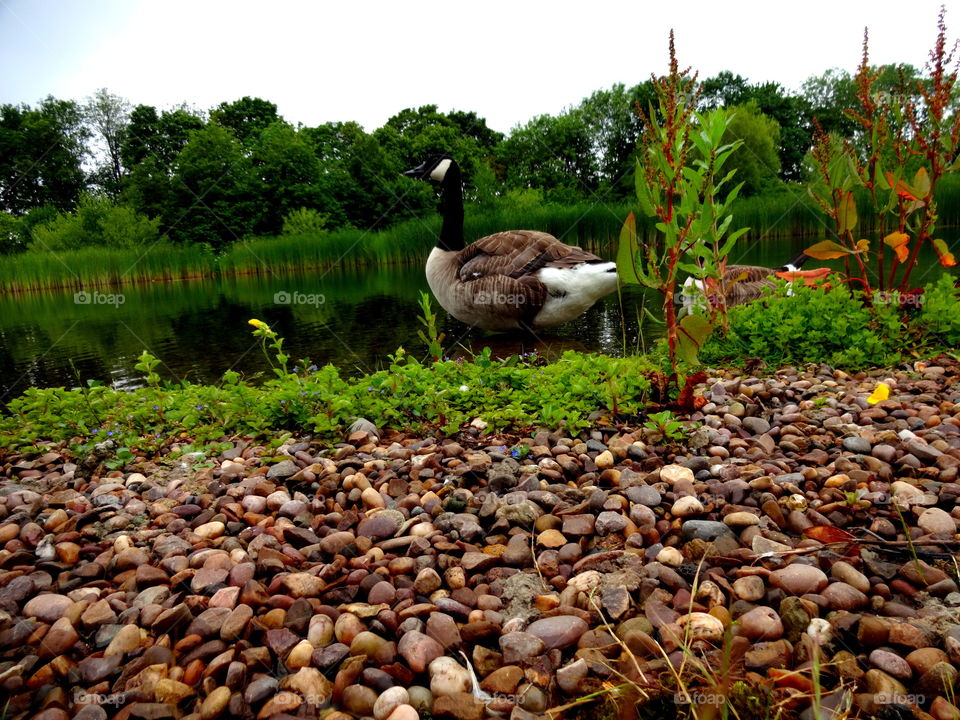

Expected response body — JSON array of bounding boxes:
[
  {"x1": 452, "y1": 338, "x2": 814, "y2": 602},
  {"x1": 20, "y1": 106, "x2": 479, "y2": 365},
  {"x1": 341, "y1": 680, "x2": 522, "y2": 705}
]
[
  {"x1": 802, "y1": 525, "x2": 857, "y2": 544},
  {"x1": 933, "y1": 238, "x2": 957, "y2": 268},
  {"x1": 675, "y1": 371, "x2": 707, "y2": 413}
]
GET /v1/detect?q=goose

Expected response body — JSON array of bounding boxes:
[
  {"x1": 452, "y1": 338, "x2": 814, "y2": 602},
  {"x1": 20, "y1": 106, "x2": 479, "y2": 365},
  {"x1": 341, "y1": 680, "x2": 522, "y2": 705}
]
[
  {"x1": 679, "y1": 253, "x2": 830, "y2": 312},
  {"x1": 403, "y1": 156, "x2": 619, "y2": 331}
]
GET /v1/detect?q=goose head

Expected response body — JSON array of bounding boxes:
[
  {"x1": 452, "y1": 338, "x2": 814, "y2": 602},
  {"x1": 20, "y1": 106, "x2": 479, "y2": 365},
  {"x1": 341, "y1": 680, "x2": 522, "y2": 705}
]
[{"x1": 403, "y1": 155, "x2": 456, "y2": 183}]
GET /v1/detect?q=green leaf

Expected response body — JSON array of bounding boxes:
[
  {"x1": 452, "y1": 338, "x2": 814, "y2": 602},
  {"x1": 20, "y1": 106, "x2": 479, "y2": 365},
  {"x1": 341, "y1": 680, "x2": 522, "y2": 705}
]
[
  {"x1": 616, "y1": 212, "x2": 641, "y2": 285},
  {"x1": 913, "y1": 166, "x2": 931, "y2": 197},
  {"x1": 838, "y1": 191, "x2": 857, "y2": 233},
  {"x1": 677, "y1": 313, "x2": 713, "y2": 365},
  {"x1": 804, "y1": 239, "x2": 857, "y2": 260}
]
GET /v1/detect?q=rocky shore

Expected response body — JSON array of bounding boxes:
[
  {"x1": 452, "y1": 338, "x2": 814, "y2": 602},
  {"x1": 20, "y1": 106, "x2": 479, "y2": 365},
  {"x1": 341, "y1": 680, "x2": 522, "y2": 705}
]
[{"x1": 2, "y1": 358, "x2": 960, "y2": 720}]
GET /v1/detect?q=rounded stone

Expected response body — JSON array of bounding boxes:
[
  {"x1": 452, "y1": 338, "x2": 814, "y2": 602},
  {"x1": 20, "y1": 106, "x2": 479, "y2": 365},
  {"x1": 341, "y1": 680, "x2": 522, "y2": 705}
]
[
  {"x1": 526, "y1": 615, "x2": 589, "y2": 649},
  {"x1": 769, "y1": 564, "x2": 828, "y2": 595},
  {"x1": 869, "y1": 649, "x2": 913, "y2": 679},
  {"x1": 373, "y1": 686, "x2": 410, "y2": 720},
  {"x1": 829, "y1": 561, "x2": 870, "y2": 593},
  {"x1": 671, "y1": 496, "x2": 705, "y2": 517},
  {"x1": 428, "y1": 656, "x2": 472, "y2": 697},
  {"x1": 918, "y1": 507, "x2": 957, "y2": 535},
  {"x1": 736, "y1": 606, "x2": 783, "y2": 641},
  {"x1": 733, "y1": 576, "x2": 766, "y2": 602}
]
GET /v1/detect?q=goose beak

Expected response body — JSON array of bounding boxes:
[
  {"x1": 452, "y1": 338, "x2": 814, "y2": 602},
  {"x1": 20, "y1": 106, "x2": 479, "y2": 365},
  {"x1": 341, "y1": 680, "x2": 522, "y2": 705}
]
[{"x1": 403, "y1": 161, "x2": 428, "y2": 178}]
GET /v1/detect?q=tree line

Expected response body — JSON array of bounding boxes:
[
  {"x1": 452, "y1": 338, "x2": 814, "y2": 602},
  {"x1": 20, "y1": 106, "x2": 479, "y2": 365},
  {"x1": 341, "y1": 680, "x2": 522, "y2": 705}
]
[{"x1": 0, "y1": 64, "x2": 941, "y2": 254}]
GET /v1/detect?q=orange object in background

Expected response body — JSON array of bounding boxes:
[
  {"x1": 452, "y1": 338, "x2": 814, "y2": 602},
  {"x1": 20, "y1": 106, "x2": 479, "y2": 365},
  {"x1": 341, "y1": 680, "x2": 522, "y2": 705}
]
[{"x1": 773, "y1": 267, "x2": 832, "y2": 286}]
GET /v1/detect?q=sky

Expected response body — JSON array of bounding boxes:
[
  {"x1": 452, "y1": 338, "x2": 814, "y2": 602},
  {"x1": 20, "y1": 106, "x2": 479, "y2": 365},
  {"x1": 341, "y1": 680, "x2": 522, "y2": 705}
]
[{"x1": 0, "y1": 0, "x2": 954, "y2": 134}]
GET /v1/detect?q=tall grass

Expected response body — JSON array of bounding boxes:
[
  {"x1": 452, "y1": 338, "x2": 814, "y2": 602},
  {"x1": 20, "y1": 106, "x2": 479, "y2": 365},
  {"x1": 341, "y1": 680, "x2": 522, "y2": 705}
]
[
  {"x1": 3, "y1": 179, "x2": 959, "y2": 293},
  {"x1": 0, "y1": 243, "x2": 216, "y2": 293}
]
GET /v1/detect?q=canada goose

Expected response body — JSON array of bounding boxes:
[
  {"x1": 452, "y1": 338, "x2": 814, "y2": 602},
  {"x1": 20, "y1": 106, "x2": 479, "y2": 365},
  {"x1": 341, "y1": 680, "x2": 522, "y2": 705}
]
[
  {"x1": 403, "y1": 156, "x2": 619, "y2": 331},
  {"x1": 679, "y1": 253, "x2": 830, "y2": 312}
]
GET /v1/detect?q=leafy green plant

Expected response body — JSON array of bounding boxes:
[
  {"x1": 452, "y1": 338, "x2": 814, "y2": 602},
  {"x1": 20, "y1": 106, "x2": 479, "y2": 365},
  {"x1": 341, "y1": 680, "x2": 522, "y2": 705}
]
[
  {"x1": 134, "y1": 350, "x2": 162, "y2": 387},
  {"x1": 643, "y1": 410, "x2": 689, "y2": 444},
  {"x1": 248, "y1": 318, "x2": 290, "y2": 379},
  {"x1": 920, "y1": 274, "x2": 960, "y2": 345},
  {"x1": 804, "y1": 11, "x2": 959, "y2": 294},
  {"x1": 617, "y1": 34, "x2": 747, "y2": 388},
  {"x1": 0, "y1": 321, "x2": 656, "y2": 460},
  {"x1": 416, "y1": 291, "x2": 445, "y2": 362},
  {"x1": 700, "y1": 279, "x2": 907, "y2": 370}
]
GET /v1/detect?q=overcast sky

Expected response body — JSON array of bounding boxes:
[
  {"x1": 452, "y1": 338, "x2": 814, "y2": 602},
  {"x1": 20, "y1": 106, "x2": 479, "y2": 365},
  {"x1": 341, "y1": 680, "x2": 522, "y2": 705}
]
[{"x1": 0, "y1": 0, "x2": 953, "y2": 134}]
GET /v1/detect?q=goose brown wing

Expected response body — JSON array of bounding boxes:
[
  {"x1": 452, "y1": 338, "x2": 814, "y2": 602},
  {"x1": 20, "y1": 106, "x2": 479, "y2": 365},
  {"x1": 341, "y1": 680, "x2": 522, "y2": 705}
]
[
  {"x1": 723, "y1": 265, "x2": 775, "y2": 284},
  {"x1": 454, "y1": 274, "x2": 548, "y2": 325},
  {"x1": 457, "y1": 231, "x2": 604, "y2": 282}
]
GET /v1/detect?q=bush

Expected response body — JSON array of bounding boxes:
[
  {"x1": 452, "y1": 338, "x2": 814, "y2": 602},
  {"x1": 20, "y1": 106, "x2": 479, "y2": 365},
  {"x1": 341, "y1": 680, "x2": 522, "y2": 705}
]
[
  {"x1": 920, "y1": 274, "x2": 960, "y2": 346},
  {"x1": 28, "y1": 195, "x2": 160, "y2": 251},
  {"x1": 281, "y1": 207, "x2": 328, "y2": 236},
  {"x1": 700, "y1": 279, "x2": 907, "y2": 370}
]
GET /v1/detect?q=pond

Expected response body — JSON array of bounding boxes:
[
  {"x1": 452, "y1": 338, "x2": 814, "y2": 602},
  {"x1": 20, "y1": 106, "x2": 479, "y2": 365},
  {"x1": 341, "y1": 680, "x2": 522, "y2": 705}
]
[{"x1": 1, "y1": 232, "x2": 955, "y2": 404}]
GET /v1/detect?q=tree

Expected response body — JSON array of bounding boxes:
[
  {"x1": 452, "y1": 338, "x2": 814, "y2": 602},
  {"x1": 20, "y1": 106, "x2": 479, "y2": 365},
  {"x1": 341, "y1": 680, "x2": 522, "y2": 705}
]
[
  {"x1": 721, "y1": 102, "x2": 782, "y2": 195},
  {"x1": 576, "y1": 82, "x2": 656, "y2": 196},
  {"x1": 0, "y1": 97, "x2": 88, "y2": 214},
  {"x1": 374, "y1": 105, "x2": 497, "y2": 197},
  {"x1": 123, "y1": 104, "x2": 203, "y2": 171},
  {"x1": 249, "y1": 122, "x2": 324, "y2": 235},
  {"x1": 28, "y1": 195, "x2": 159, "y2": 251},
  {"x1": 211, "y1": 97, "x2": 280, "y2": 144},
  {"x1": 801, "y1": 68, "x2": 859, "y2": 138},
  {"x1": 699, "y1": 71, "x2": 752, "y2": 108},
  {"x1": 495, "y1": 112, "x2": 597, "y2": 201},
  {"x1": 171, "y1": 124, "x2": 255, "y2": 248},
  {"x1": 84, "y1": 88, "x2": 131, "y2": 197}
]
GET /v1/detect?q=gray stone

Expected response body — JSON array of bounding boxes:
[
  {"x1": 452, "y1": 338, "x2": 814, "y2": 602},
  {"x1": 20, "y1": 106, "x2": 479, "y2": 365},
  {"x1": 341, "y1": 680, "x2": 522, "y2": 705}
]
[{"x1": 681, "y1": 520, "x2": 736, "y2": 542}]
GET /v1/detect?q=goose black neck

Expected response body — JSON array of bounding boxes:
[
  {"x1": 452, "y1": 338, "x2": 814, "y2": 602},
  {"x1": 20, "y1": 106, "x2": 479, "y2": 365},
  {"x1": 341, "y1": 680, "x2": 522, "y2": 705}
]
[
  {"x1": 437, "y1": 163, "x2": 465, "y2": 252},
  {"x1": 785, "y1": 251, "x2": 811, "y2": 269}
]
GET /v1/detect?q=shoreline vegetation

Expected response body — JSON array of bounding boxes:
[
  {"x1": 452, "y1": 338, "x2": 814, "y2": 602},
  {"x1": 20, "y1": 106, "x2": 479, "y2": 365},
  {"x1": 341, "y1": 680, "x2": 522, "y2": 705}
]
[{"x1": 3, "y1": 176, "x2": 960, "y2": 294}]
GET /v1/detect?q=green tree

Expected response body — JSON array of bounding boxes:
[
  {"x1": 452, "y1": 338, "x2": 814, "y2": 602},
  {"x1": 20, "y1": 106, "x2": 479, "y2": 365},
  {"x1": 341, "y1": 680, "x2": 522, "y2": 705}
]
[
  {"x1": 211, "y1": 96, "x2": 280, "y2": 144},
  {"x1": 84, "y1": 88, "x2": 131, "y2": 198},
  {"x1": 0, "y1": 211, "x2": 24, "y2": 253},
  {"x1": 699, "y1": 71, "x2": 752, "y2": 108},
  {"x1": 721, "y1": 102, "x2": 782, "y2": 195},
  {"x1": 123, "y1": 105, "x2": 203, "y2": 171},
  {"x1": 171, "y1": 123, "x2": 255, "y2": 248},
  {"x1": 249, "y1": 122, "x2": 324, "y2": 235},
  {"x1": 374, "y1": 105, "x2": 497, "y2": 196},
  {"x1": 576, "y1": 82, "x2": 657, "y2": 196},
  {"x1": 495, "y1": 111, "x2": 597, "y2": 201},
  {"x1": 801, "y1": 68, "x2": 859, "y2": 138},
  {"x1": 0, "y1": 97, "x2": 88, "y2": 213}
]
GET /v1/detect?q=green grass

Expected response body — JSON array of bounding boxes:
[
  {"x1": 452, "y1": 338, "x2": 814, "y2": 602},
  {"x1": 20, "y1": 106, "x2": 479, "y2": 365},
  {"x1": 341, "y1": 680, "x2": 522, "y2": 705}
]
[
  {"x1": 0, "y1": 242, "x2": 216, "y2": 293},
  {"x1": 3, "y1": 178, "x2": 959, "y2": 293}
]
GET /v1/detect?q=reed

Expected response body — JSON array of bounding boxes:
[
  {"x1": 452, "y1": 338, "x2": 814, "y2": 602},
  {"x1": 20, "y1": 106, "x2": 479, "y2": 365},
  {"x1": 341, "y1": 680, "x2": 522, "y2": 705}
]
[{"x1": 0, "y1": 243, "x2": 216, "y2": 294}]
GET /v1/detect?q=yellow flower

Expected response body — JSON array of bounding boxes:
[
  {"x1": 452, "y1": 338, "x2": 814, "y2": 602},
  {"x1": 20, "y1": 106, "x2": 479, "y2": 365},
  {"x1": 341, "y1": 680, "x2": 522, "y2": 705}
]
[
  {"x1": 867, "y1": 382, "x2": 890, "y2": 405},
  {"x1": 248, "y1": 318, "x2": 269, "y2": 331}
]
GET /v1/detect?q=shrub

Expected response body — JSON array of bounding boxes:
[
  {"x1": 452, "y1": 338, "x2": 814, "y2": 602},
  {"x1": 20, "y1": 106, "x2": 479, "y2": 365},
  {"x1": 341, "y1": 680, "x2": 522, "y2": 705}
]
[
  {"x1": 28, "y1": 195, "x2": 160, "y2": 251},
  {"x1": 700, "y1": 279, "x2": 907, "y2": 370},
  {"x1": 281, "y1": 207, "x2": 328, "y2": 236},
  {"x1": 920, "y1": 274, "x2": 960, "y2": 346}
]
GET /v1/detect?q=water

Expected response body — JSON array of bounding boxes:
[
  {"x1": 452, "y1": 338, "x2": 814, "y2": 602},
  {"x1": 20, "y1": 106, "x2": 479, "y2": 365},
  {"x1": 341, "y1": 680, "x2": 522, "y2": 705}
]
[{"x1": 1, "y1": 233, "x2": 955, "y2": 404}]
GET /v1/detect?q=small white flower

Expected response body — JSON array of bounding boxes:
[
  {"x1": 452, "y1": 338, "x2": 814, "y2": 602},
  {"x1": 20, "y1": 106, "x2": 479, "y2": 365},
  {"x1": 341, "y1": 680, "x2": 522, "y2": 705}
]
[{"x1": 459, "y1": 385, "x2": 469, "y2": 392}]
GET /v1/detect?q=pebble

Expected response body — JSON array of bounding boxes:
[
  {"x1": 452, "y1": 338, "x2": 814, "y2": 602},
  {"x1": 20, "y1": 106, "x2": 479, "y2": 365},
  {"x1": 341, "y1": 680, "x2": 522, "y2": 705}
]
[
  {"x1": 769, "y1": 565, "x2": 829, "y2": 595},
  {"x1": 3, "y1": 360, "x2": 960, "y2": 720}
]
